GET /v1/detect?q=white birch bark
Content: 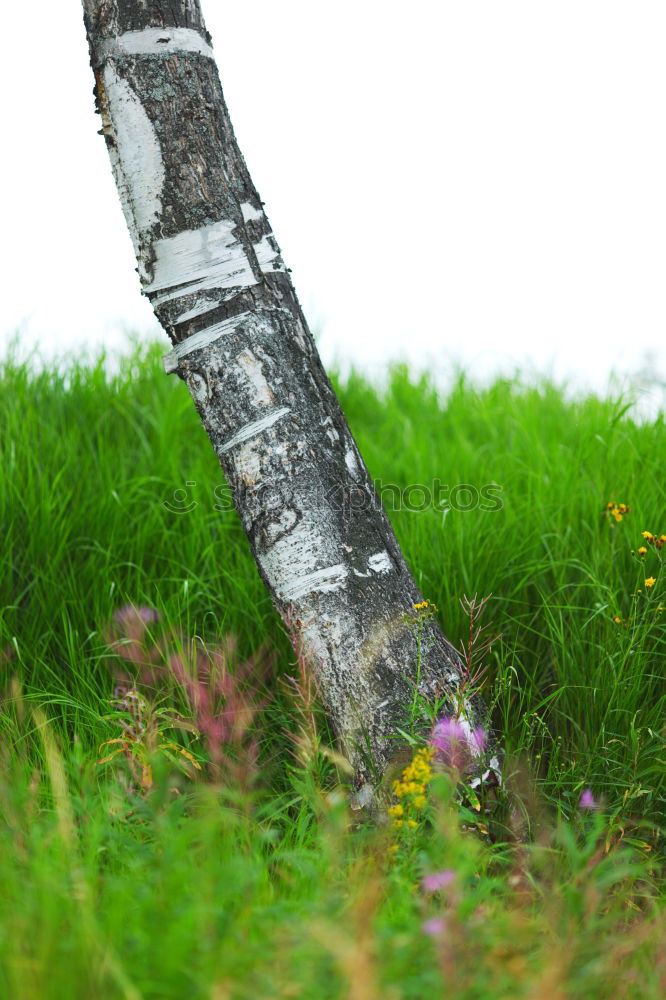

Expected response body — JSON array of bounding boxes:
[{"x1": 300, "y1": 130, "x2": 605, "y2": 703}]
[{"x1": 81, "y1": 0, "x2": 499, "y2": 804}]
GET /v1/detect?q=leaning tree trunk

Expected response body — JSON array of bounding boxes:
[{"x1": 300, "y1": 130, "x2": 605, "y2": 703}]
[{"x1": 81, "y1": 0, "x2": 498, "y2": 805}]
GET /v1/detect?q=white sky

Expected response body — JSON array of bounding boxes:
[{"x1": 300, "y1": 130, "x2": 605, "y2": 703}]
[{"x1": 2, "y1": 1, "x2": 665, "y2": 401}]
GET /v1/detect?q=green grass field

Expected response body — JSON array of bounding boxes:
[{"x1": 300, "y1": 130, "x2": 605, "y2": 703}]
[{"x1": 1, "y1": 343, "x2": 664, "y2": 998}]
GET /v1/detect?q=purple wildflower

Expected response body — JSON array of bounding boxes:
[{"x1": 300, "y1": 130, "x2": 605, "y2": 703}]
[
  {"x1": 431, "y1": 717, "x2": 466, "y2": 750},
  {"x1": 579, "y1": 788, "x2": 597, "y2": 810},
  {"x1": 472, "y1": 726, "x2": 487, "y2": 753},
  {"x1": 109, "y1": 604, "x2": 160, "y2": 657},
  {"x1": 431, "y1": 716, "x2": 486, "y2": 773},
  {"x1": 422, "y1": 869, "x2": 456, "y2": 893},
  {"x1": 422, "y1": 917, "x2": 447, "y2": 937},
  {"x1": 113, "y1": 604, "x2": 159, "y2": 624}
]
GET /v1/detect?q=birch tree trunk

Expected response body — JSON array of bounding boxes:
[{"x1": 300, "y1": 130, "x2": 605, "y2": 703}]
[{"x1": 81, "y1": 0, "x2": 498, "y2": 805}]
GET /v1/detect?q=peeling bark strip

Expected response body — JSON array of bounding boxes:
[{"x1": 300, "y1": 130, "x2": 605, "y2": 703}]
[{"x1": 82, "y1": 0, "x2": 496, "y2": 799}]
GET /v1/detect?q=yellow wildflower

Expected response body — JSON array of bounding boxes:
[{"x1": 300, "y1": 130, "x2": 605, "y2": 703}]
[
  {"x1": 412, "y1": 600, "x2": 437, "y2": 614},
  {"x1": 642, "y1": 531, "x2": 655, "y2": 541},
  {"x1": 389, "y1": 745, "x2": 434, "y2": 836},
  {"x1": 637, "y1": 546, "x2": 648, "y2": 555},
  {"x1": 605, "y1": 501, "x2": 630, "y2": 522},
  {"x1": 645, "y1": 577, "x2": 656, "y2": 588},
  {"x1": 613, "y1": 616, "x2": 622, "y2": 624}
]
